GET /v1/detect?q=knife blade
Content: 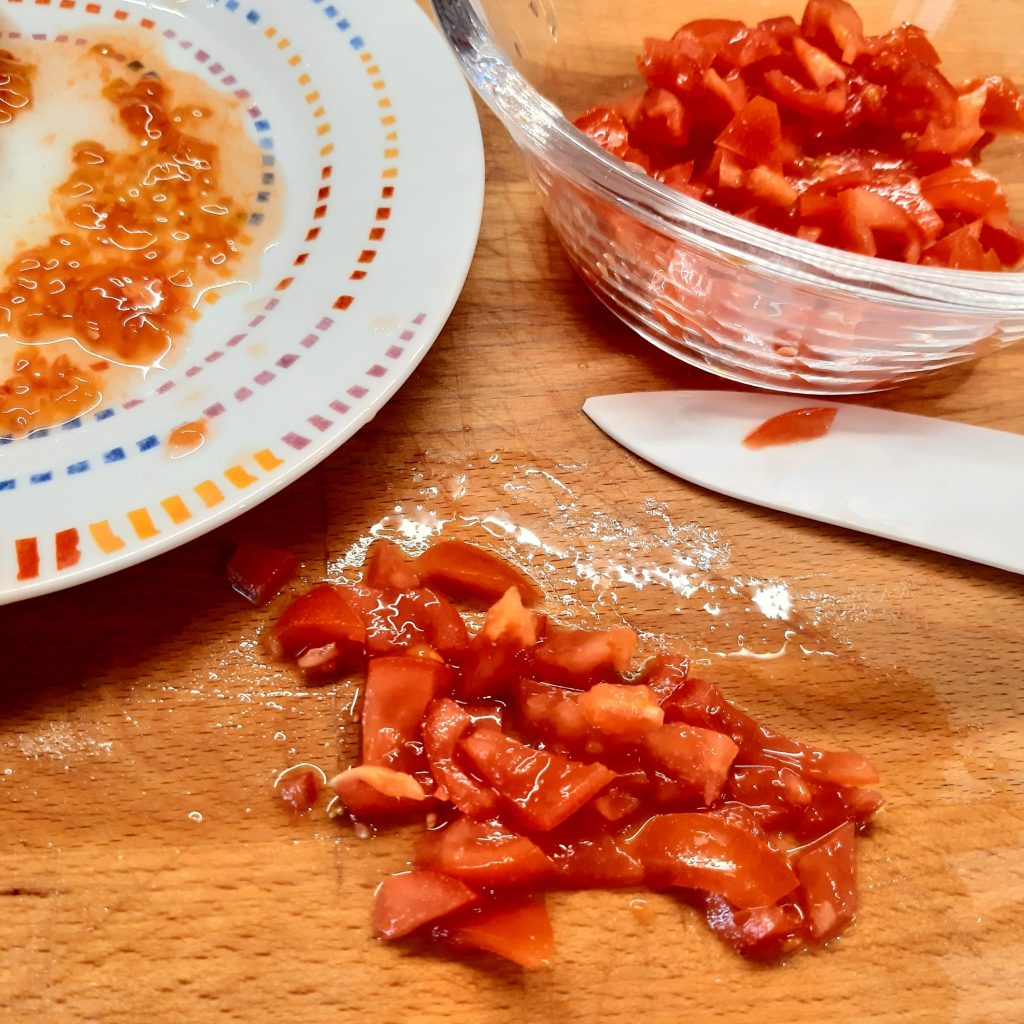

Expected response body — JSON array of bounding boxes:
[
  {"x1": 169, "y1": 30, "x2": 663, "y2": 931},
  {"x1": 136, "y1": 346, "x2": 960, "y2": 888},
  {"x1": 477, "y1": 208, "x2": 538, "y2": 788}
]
[{"x1": 583, "y1": 390, "x2": 1024, "y2": 575}]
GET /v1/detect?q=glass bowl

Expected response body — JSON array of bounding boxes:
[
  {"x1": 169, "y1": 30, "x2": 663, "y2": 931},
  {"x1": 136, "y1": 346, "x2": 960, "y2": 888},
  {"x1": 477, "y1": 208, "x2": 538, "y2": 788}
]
[{"x1": 431, "y1": 0, "x2": 1024, "y2": 394}]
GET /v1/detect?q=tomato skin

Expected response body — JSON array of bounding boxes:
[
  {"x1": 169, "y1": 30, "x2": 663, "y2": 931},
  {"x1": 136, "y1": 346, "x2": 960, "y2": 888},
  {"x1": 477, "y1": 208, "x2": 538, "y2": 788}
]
[
  {"x1": 423, "y1": 698, "x2": 501, "y2": 819},
  {"x1": 272, "y1": 585, "x2": 366, "y2": 670},
  {"x1": 414, "y1": 817, "x2": 553, "y2": 888},
  {"x1": 413, "y1": 540, "x2": 541, "y2": 606},
  {"x1": 372, "y1": 870, "x2": 478, "y2": 940},
  {"x1": 794, "y1": 821, "x2": 858, "y2": 940},
  {"x1": 626, "y1": 812, "x2": 800, "y2": 908},
  {"x1": 440, "y1": 896, "x2": 555, "y2": 969},
  {"x1": 361, "y1": 656, "x2": 451, "y2": 771},
  {"x1": 364, "y1": 539, "x2": 421, "y2": 591},
  {"x1": 460, "y1": 729, "x2": 615, "y2": 832},
  {"x1": 531, "y1": 625, "x2": 637, "y2": 689},
  {"x1": 227, "y1": 543, "x2": 298, "y2": 606}
]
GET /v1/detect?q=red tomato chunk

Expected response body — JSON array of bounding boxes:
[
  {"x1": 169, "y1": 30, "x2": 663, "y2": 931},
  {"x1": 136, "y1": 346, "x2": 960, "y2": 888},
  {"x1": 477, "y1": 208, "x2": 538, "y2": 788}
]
[
  {"x1": 267, "y1": 536, "x2": 884, "y2": 969},
  {"x1": 227, "y1": 543, "x2": 298, "y2": 606},
  {"x1": 573, "y1": 0, "x2": 1024, "y2": 269}
]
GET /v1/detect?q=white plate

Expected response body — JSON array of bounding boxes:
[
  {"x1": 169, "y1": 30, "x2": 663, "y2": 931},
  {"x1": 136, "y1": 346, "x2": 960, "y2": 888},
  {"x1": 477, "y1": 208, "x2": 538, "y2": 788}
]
[{"x1": 0, "y1": 0, "x2": 483, "y2": 605}]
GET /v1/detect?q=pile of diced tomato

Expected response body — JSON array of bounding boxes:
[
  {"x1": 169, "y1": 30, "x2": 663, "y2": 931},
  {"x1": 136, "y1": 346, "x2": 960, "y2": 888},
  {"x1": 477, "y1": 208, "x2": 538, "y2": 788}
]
[
  {"x1": 242, "y1": 538, "x2": 883, "y2": 969},
  {"x1": 573, "y1": 0, "x2": 1024, "y2": 269}
]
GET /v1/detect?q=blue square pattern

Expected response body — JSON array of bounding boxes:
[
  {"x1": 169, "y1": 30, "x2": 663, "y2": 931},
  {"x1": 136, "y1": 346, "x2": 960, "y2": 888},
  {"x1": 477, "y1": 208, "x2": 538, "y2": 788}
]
[
  {"x1": 226, "y1": 0, "x2": 240, "y2": 10},
  {"x1": 337, "y1": 19, "x2": 350, "y2": 30},
  {"x1": 0, "y1": 479, "x2": 14, "y2": 492},
  {"x1": 62, "y1": 418, "x2": 82, "y2": 431},
  {"x1": 28, "y1": 428, "x2": 50, "y2": 440},
  {"x1": 325, "y1": 4, "x2": 338, "y2": 16},
  {"x1": 30, "y1": 471, "x2": 53, "y2": 485},
  {"x1": 350, "y1": 35, "x2": 364, "y2": 50},
  {"x1": 246, "y1": 10, "x2": 261, "y2": 25},
  {"x1": 96, "y1": 408, "x2": 115, "y2": 422},
  {"x1": 254, "y1": 119, "x2": 271, "y2": 132},
  {"x1": 67, "y1": 461, "x2": 90, "y2": 476},
  {"x1": 137, "y1": 435, "x2": 159, "y2": 453},
  {"x1": 103, "y1": 447, "x2": 126, "y2": 464}
]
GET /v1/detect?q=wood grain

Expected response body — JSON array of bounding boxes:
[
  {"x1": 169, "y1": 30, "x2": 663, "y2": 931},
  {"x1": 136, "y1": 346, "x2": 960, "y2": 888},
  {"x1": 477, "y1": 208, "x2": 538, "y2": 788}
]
[{"x1": 3, "y1": 5, "x2": 1024, "y2": 1022}]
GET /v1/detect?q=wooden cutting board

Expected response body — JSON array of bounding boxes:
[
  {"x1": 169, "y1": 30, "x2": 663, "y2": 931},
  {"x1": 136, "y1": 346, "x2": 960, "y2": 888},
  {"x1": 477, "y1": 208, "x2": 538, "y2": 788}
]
[{"x1": 4, "y1": 9, "x2": 1024, "y2": 1024}]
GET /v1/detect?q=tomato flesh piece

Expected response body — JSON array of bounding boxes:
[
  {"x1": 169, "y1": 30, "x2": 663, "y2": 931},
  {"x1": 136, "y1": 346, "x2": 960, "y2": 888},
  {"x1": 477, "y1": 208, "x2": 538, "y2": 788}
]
[
  {"x1": 331, "y1": 765, "x2": 428, "y2": 820},
  {"x1": 703, "y1": 893, "x2": 804, "y2": 959},
  {"x1": 441, "y1": 896, "x2": 555, "y2": 969},
  {"x1": 272, "y1": 585, "x2": 366, "y2": 670},
  {"x1": 415, "y1": 816, "x2": 553, "y2": 888},
  {"x1": 361, "y1": 656, "x2": 451, "y2": 772},
  {"x1": 278, "y1": 769, "x2": 320, "y2": 815},
  {"x1": 423, "y1": 698, "x2": 501, "y2": 819},
  {"x1": 461, "y1": 587, "x2": 541, "y2": 699},
  {"x1": 794, "y1": 821, "x2": 858, "y2": 940},
  {"x1": 227, "y1": 543, "x2": 297, "y2": 606},
  {"x1": 372, "y1": 870, "x2": 478, "y2": 940},
  {"x1": 460, "y1": 728, "x2": 615, "y2": 832},
  {"x1": 364, "y1": 539, "x2": 422, "y2": 591},
  {"x1": 642, "y1": 723, "x2": 739, "y2": 805},
  {"x1": 531, "y1": 625, "x2": 637, "y2": 688},
  {"x1": 413, "y1": 540, "x2": 541, "y2": 606},
  {"x1": 627, "y1": 812, "x2": 800, "y2": 908}
]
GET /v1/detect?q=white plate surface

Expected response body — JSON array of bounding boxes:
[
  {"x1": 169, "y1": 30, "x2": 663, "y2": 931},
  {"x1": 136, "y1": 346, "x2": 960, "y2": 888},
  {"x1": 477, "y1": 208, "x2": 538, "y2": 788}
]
[{"x1": 0, "y1": 0, "x2": 484, "y2": 604}]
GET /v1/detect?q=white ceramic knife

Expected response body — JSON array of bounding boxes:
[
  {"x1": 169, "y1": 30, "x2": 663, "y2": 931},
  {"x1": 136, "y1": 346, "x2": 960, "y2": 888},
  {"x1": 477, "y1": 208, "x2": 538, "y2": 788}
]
[{"x1": 583, "y1": 390, "x2": 1024, "y2": 575}]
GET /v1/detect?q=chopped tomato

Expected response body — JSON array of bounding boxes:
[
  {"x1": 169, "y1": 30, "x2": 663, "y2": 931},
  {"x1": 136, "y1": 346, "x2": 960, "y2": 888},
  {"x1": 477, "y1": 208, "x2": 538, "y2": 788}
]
[
  {"x1": 642, "y1": 723, "x2": 739, "y2": 805},
  {"x1": 515, "y1": 678, "x2": 591, "y2": 750},
  {"x1": 794, "y1": 821, "x2": 857, "y2": 940},
  {"x1": 627, "y1": 812, "x2": 800, "y2": 908},
  {"x1": 271, "y1": 585, "x2": 366, "y2": 673},
  {"x1": 716, "y1": 97, "x2": 784, "y2": 171},
  {"x1": 415, "y1": 817, "x2": 553, "y2": 888},
  {"x1": 354, "y1": 585, "x2": 470, "y2": 661},
  {"x1": 460, "y1": 729, "x2": 615, "y2": 831},
  {"x1": 531, "y1": 625, "x2": 637, "y2": 688},
  {"x1": 278, "y1": 769, "x2": 320, "y2": 815},
  {"x1": 268, "y1": 534, "x2": 883, "y2": 966},
  {"x1": 703, "y1": 893, "x2": 803, "y2": 959},
  {"x1": 546, "y1": 831, "x2": 646, "y2": 888},
  {"x1": 577, "y1": 683, "x2": 664, "y2": 742},
  {"x1": 413, "y1": 540, "x2": 541, "y2": 606},
  {"x1": 227, "y1": 543, "x2": 298, "y2": 606},
  {"x1": 330, "y1": 765, "x2": 428, "y2": 819},
  {"x1": 441, "y1": 896, "x2": 554, "y2": 969},
  {"x1": 632, "y1": 86, "x2": 691, "y2": 149},
  {"x1": 372, "y1": 870, "x2": 478, "y2": 940},
  {"x1": 800, "y1": 0, "x2": 868, "y2": 63},
  {"x1": 663, "y1": 676, "x2": 879, "y2": 788},
  {"x1": 361, "y1": 656, "x2": 451, "y2": 771},
  {"x1": 461, "y1": 587, "x2": 541, "y2": 699},
  {"x1": 423, "y1": 698, "x2": 501, "y2": 819},
  {"x1": 364, "y1": 539, "x2": 421, "y2": 591},
  {"x1": 571, "y1": 0, "x2": 1024, "y2": 268}
]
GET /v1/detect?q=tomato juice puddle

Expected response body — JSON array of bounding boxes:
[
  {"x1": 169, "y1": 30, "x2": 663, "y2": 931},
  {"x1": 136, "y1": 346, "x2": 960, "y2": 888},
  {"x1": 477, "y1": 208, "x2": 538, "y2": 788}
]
[
  {"x1": 0, "y1": 37, "x2": 276, "y2": 437},
  {"x1": 742, "y1": 406, "x2": 837, "y2": 449}
]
